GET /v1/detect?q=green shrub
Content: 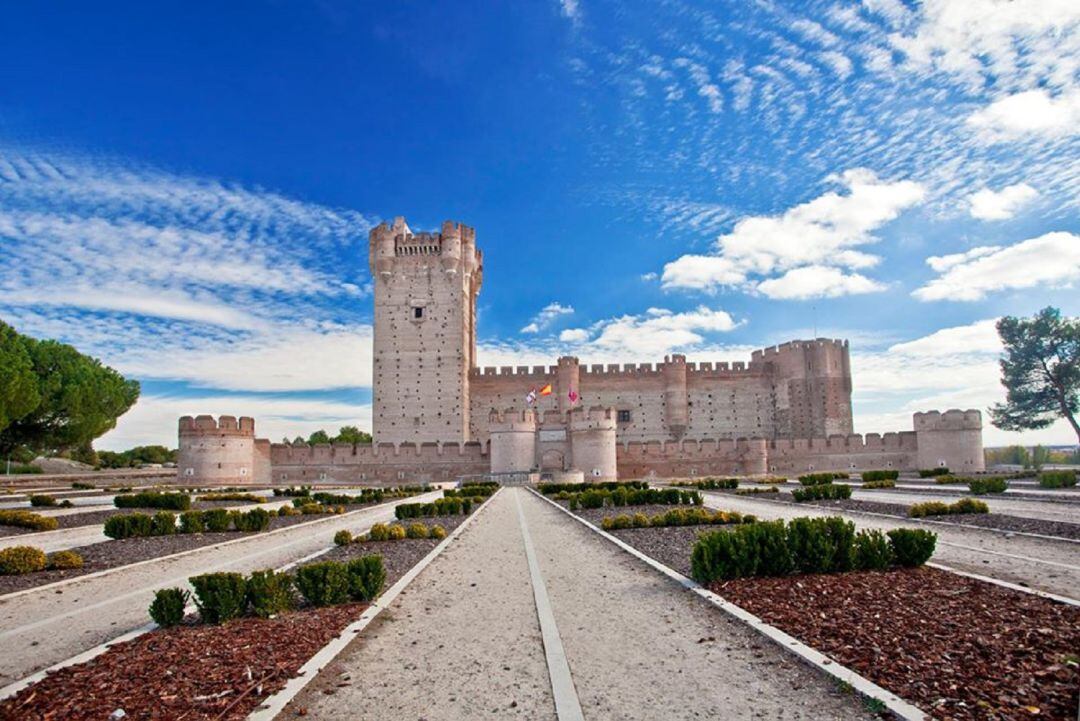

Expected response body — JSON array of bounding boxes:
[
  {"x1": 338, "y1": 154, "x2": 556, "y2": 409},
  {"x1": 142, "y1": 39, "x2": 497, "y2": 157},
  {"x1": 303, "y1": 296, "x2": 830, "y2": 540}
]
[
  {"x1": 1039, "y1": 471, "x2": 1077, "y2": 489},
  {"x1": 296, "y1": 561, "x2": 351, "y2": 606},
  {"x1": 791, "y1": 483, "x2": 852, "y2": 502},
  {"x1": 103, "y1": 513, "x2": 154, "y2": 539},
  {"x1": 190, "y1": 572, "x2": 248, "y2": 623},
  {"x1": 578, "y1": 489, "x2": 607, "y2": 509},
  {"x1": 29, "y1": 494, "x2": 57, "y2": 507},
  {"x1": 11, "y1": 464, "x2": 42, "y2": 474},
  {"x1": 48, "y1": 549, "x2": 84, "y2": 569},
  {"x1": 179, "y1": 510, "x2": 206, "y2": 533},
  {"x1": 406, "y1": 522, "x2": 429, "y2": 539},
  {"x1": 934, "y1": 475, "x2": 964, "y2": 484},
  {"x1": 908, "y1": 501, "x2": 951, "y2": 518},
  {"x1": 203, "y1": 508, "x2": 231, "y2": 532},
  {"x1": 691, "y1": 528, "x2": 753, "y2": 583},
  {"x1": 198, "y1": 492, "x2": 264, "y2": 503},
  {"x1": 72, "y1": 481, "x2": 95, "y2": 490},
  {"x1": 861, "y1": 479, "x2": 895, "y2": 489},
  {"x1": 346, "y1": 556, "x2": 386, "y2": 602},
  {"x1": 951, "y1": 498, "x2": 990, "y2": 514},
  {"x1": 744, "y1": 520, "x2": 793, "y2": 577},
  {"x1": 276, "y1": 506, "x2": 300, "y2": 517},
  {"x1": 632, "y1": 512, "x2": 650, "y2": 528},
  {"x1": 918, "y1": 468, "x2": 950, "y2": 477},
  {"x1": 150, "y1": 511, "x2": 177, "y2": 535},
  {"x1": 888, "y1": 529, "x2": 937, "y2": 567},
  {"x1": 692, "y1": 477, "x2": 738, "y2": 490},
  {"x1": 787, "y1": 517, "x2": 838, "y2": 574},
  {"x1": 233, "y1": 508, "x2": 271, "y2": 532},
  {"x1": 430, "y1": 524, "x2": 447, "y2": 540},
  {"x1": 115, "y1": 492, "x2": 191, "y2": 511},
  {"x1": 736, "y1": 486, "x2": 778, "y2": 495},
  {"x1": 148, "y1": 588, "x2": 189, "y2": 627},
  {"x1": 387, "y1": 524, "x2": 406, "y2": 540},
  {"x1": 334, "y1": 530, "x2": 353, "y2": 546},
  {"x1": 824, "y1": 517, "x2": 856, "y2": 572},
  {"x1": 853, "y1": 530, "x2": 892, "y2": 570},
  {"x1": 798, "y1": 473, "x2": 841, "y2": 486},
  {"x1": 0, "y1": 509, "x2": 58, "y2": 532},
  {"x1": 968, "y1": 477, "x2": 1008, "y2": 495},
  {"x1": 246, "y1": 569, "x2": 295, "y2": 617},
  {"x1": 0, "y1": 545, "x2": 48, "y2": 575},
  {"x1": 861, "y1": 470, "x2": 899, "y2": 482},
  {"x1": 368, "y1": 523, "x2": 390, "y2": 542},
  {"x1": 610, "y1": 487, "x2": 628, "y2": 506}
]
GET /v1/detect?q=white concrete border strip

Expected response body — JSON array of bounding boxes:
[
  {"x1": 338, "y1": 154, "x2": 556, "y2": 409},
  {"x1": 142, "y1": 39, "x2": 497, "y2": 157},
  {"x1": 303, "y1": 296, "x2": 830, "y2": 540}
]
[
  {"x1": 0, "y1": 492, "x2": 442, "y2": 602},
  {"x1": 926, "y1": 562, "x2": 1080, "y2": 607},
  {"x1": 514, "y1": 490, "x2": 586, "y2": 721},
  {"x1": 246, "y1": 489, "x2": 501, "y2": 720},
  {"x1": 529, "y1": 488, "x2": 927, "y2": 721}
]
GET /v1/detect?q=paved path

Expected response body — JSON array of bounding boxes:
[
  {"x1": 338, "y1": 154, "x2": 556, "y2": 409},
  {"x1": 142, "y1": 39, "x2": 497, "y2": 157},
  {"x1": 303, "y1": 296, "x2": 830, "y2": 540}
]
[
  {"x1": 283, "y1": 489, "x2": 871, "y2": 720},
  {"x1": 702, "y1": 492, "x2": 1080, "y2": 600},
  {"x1": 849, "y1": 488, "x2": 1080, "y2": 524},
  {"x1": 0, "y1": 492, "x2": 440, "y2": 687}
]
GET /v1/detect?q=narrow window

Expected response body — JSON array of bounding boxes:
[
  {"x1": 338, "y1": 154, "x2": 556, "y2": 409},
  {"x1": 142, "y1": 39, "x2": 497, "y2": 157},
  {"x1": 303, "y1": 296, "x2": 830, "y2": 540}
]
[{"x1": 414, "y1": 307, "x2": 424, "y2": 319}]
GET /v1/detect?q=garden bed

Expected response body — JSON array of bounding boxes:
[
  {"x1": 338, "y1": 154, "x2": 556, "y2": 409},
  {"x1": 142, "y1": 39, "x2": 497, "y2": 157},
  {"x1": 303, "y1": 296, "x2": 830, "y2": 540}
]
[
  {"x1": 0, "y1": 515, "x2": 316, "y2": 595},
  {"x1": 0, "y1": 506, "x2": 473, "y2": 719},
  {"x1": 715, "y1": 567, "x2": 1080, "y2": 720},
  {"x1": 801, "y1": 498, "x2": 1080, "y2": 540}
]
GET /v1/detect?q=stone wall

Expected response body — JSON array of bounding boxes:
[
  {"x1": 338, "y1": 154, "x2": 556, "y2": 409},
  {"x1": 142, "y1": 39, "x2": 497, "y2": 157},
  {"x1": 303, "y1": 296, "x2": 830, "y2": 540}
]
[{"x1": 268, "y1": 440, "x2": 489, "y2": 485}]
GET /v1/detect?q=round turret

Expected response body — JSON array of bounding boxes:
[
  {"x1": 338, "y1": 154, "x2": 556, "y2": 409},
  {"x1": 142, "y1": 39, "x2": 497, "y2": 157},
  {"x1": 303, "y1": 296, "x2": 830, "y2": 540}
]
[
  {"x1": 913, "y1": 409, "x2": 984, "y2": 472},
  {"x1": 569, "y1": 406, "x2": 618, "y2": 482},
  {"x1": 178, "y1": 414, "x2": 258, "y2": 484},
  {"x1": 440, "y1": 220, "x2": 463, "y2": 275},
  {"x1": 488, "y1": 408, "x2": 538, "y2": 474}
]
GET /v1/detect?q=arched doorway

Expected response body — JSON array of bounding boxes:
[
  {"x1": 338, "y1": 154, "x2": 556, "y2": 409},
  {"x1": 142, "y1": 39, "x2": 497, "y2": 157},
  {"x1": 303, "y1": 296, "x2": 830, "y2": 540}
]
[{"x1": 540, "y1": 449, "x2": 565, "y2": 472}]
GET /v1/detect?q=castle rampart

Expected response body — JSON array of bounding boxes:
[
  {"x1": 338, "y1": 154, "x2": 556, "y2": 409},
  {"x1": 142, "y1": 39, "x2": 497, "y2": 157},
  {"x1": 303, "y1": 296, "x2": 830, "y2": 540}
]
[{"x1": 178, "y1": 415, "x2": 261, "y2": 484}]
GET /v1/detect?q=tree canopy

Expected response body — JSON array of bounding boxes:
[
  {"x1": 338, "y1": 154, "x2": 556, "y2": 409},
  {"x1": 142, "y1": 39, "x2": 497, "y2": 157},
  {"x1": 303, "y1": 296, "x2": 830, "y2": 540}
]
[
  {"x1": 990, "y1": 307, "x2": 1080, "y2": 443},
  {"x1": 292, "y1": 426, "x2": 373, "y2": 446},
  {"x1": 0, "y1": 320, "x2": 140, "y2": 456},
  {"x1": 97, "y1": 445, "x2": 177, "y2": 469}
]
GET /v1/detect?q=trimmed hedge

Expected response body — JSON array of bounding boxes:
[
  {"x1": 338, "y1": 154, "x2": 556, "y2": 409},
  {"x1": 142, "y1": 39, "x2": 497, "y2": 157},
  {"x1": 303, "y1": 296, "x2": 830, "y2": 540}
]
[
  {"x1": 861, "y1": 479, "x2": 895, "y2": 489},
  {"x1": 115, "y1": 492, "x2": 191, "y2": 511},
  {"x1": 791, "y1": 483, "x2": 852, "y2": 502},
  {"x1": 149, "y1": 588, "x2": 189, "y2": 627},
  {"x1": 346, "y1": 556, "x2": 385, "y2": 602},
  {"x1": 565, "y1": 487, "x2": 701, "y2": 510},
  {"x1": 49, "y1": 550, "x2": 84, "y2": 570},
  {"x1": 0, "y1": 545, "x2": 48, "y2": 575},
  {"x1": 204, "y1": 508, "x2": 231, "y2": 531},
  {"x1": 600, "y1": 507, "x2": 754, "y2": 530},
  {"x1": 690, "y1": 516, "x2": 935, "y2": 583},
  {"x1": 190, "y1": 572, "x2": 248, "y2": 623},
  {"x1": 968, "y1": 477, "x2": 1009, "y2": 495},
  {"x1": 934, "y1": 475, "x2": 965, "y2": 484},
  {"x1": 1039, "y1": 471, "x2": 1077, "y2": 489},
  {"x1": 735, "y1": 486, "x2": 778, "y2": 495},
  {"x1": 395, "y1": 497, "x2": 471, "y2": 519},
  {"x1": 295, "y1": 562, "x2": 351, "y2": 607},
  {"x1": 104, "y1": 508, "x2": 270, "y2": 539},
  {"x1": 909, "y1": 498, "x2": 989, "y2": 518},
  {"x1": 918, "y1": 467, "x2": 950, "y2": 477},
  {"x1": 444, "y1": 482, "x2": 499, "y2": 498},
  {"x1": 861, "y1": 470, "x2": 899, "y2": 482},
  {"x1": 538, "y1": 480, "x2": 648, "y2": 495},
  {"x1": 29, "y1": 494, "x2": 57, "y2": 507},
  {"x1": 231, "y1": 508, "x2": 270, "y2": 532},
  {"x1": 798, "y1": 472, "x2": 848, "y2": 486},
  {"x1": 246, "y1": 569, "x2": 294, "y2": 618},
  {"x1": 0, "y1": 509, "x2": 59, "y2": 532},
  {"x1": 198, "y1": 492, "x2": 264, "y2": 503}
]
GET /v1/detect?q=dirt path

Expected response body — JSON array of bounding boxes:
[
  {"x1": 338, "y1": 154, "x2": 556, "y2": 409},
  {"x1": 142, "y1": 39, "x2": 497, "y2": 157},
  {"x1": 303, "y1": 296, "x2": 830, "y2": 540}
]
[
  {"x1": 0, "y1": 492, "x2": 440, "y2": 688},
  {"x1": 286, "y1": 489, "x2": 872, "y2": 720},
  {"x1": 702, "y1": 492, "x2": 1080, "y2": 600}
]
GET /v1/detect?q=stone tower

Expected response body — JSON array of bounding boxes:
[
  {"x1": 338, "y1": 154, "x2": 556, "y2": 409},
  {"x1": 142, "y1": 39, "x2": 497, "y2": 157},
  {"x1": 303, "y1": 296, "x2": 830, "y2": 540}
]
[
  {"x1": 369, "y1": 217, "x2": 483, "y2": 444},
  {"x1": 755, "y1": 339, "x2": 853, "y2": 439}
]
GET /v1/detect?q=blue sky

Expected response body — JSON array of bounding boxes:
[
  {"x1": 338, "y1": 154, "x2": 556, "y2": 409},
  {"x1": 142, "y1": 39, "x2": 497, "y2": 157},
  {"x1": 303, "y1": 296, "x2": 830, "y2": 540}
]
[{"x1": 1, "y1": 1, "x2": 1078, "y2": 449}]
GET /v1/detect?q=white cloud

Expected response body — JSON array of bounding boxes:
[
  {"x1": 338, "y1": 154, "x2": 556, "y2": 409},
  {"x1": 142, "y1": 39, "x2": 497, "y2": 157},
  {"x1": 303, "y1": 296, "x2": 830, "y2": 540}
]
[
  {"x1": 99, "y1": 393, "x2": 371, "y2": 451},
  {"x1": 520, "y1": 302, "x2": 574, "y2": 334},
  {"x1": 660, "y1": 169, "x2": 924, "y2": 298},
  {"x1": 756, "y1": 266, "x2": 887, "y2": 300},
  {"x1": 585, "y1": 306, "x2": 741, "y2": 355},
  {"x1": 925, "y1": 246, "x2": 1002, "y2": 272},
  {"x1": 818, "y1": 51, "x2": 854, "y2": 79},
  {"x1": 673, "y1": 58, "x2": 724, "y2": 114},
  {"x1": 914, "y1": 231, "x2": 1080, "y2": 301},
  {"x1": 966, "y1": 89, "x2": 1080, "y2": 142},
  {"x1": 559, "y1": 0, "x2": 581, "y2": 24},
  {"x1": 559, "y1": 328, "x2": 590, "y2": 342},
  {"x1": 888, "y1": 319, "x2": 1001, "y2": 356},
  {"x1": 968, "y1": 183, "x2": 1039, "y2": 220}
]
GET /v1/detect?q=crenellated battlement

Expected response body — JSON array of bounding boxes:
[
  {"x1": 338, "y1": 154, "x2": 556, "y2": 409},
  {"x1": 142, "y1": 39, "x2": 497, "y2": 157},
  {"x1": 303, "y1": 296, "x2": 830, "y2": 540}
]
[
  {"x1": 751, "y1": 338, "x2": 848, "y2": 362},
  {"x1": 568, "y1": 405, "x2": 617, "y2": 431},
  {"x1": 913, "y1": 409, "x2": 983, "y2": 432},
  {"x1": 179, "y1": 415, "x2": 255, "y2": 437},
  {"x1": 768, "y1": 431, "x2": 918, "y2": 453},
  {"x1": 472, "y1": 365, "x2": 556, "y2": 378},
  {"x1": 488, "y1": 407, "x2": 538, "y2": 431}
]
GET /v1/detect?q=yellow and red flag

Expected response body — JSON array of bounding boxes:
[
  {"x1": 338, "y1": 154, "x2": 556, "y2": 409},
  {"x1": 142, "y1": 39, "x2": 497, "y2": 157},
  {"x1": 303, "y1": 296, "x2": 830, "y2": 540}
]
[{"x1": 539, "y1": 384, "x2": 553, "y2": 396}]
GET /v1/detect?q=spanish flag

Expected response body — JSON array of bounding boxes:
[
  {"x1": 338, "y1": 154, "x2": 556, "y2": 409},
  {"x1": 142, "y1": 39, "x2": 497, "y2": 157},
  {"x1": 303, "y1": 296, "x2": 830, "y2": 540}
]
[{"x1": 539, "y1": 383, "x2": 553, "y2": 396}]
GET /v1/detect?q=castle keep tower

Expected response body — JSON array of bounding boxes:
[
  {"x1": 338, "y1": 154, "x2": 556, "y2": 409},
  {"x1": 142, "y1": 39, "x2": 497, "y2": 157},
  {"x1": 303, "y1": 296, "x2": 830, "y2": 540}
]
[
  {"x1": 370, "y1": 218, "x2": 483, "y2": 445},
  {"x1": 755, "y1": 339, "x2": 853, "y2": 439}
]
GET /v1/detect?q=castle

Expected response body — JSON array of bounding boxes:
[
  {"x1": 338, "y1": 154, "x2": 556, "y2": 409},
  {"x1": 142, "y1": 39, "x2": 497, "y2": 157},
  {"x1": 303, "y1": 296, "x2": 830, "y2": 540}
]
[{"x1": 177, "y1": 217, "x2": 985, "y2": 485}]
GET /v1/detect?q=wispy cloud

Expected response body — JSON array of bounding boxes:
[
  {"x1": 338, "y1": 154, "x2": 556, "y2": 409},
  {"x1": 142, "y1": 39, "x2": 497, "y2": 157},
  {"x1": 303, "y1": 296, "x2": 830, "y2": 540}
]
[{"x1": 520, "y1": 302, "x2": 574, "y2": 334}]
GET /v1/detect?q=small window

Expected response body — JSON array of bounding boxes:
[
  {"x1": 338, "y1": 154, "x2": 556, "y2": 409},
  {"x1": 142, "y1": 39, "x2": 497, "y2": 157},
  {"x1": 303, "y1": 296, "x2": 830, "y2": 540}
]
[
  {"x1": 414, "y1": 307, "x2": 424, "y2": 319},
  {"x1": 617, "y1": 410, "x2": 632, "y2": 423}
]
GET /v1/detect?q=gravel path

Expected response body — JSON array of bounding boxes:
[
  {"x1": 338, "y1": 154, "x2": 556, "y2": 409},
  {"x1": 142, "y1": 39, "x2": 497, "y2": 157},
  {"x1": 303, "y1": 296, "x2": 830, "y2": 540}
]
[
  {"x1": 848, "y1": 488, "x2": 1080, "y2": 523},
  {"x1": 701, "y1": 491, "x2": 1080, "y2": 601},
  {"x1": 0, "y1": 491, "x2": 442, "y2": 687},
  {"x1": 286, "y1": 489, "x2": 872, "y2": 720}
]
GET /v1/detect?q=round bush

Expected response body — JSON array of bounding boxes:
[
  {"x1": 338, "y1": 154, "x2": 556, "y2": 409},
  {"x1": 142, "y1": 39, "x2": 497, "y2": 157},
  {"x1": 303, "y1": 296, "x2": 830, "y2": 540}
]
[
  {"x1": 368, "y1": 523, "x2": 390, "y2": 542},
  {"x1": 48, "y1": 550, "x2": 84, "y2": 570},
  {"x1": 387, "y1": 524, "x2": 407, "y2": 541},
  {"x1": 149, "y1": 587, "x2": 189, "y2": 627},
  {"x1": 429, "y1": 524, "x2": 447, "y2": 540},
  {"x1": 406, "y1": 522, "x2": 429, "y2": 539},
  {"x1": 0, "y1": 546, "x2": 48, "y2": 575},
  {"x1": 29, "y1": 494, "x2": 57, "y2": 507},
  {"x1": 334, "y1": 530, "x2": 353, "y2": 546}
]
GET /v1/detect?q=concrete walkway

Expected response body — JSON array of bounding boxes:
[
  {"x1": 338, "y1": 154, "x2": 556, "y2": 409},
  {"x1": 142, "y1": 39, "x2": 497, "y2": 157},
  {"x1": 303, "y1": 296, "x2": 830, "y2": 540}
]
[
  {"x1": 701, "y1": 492, "x2": 1080, "y2": 601},
  {"x1": 0, "y1": 492, "x2": 440, "y2": 687},
  {"x1": 283, "y1": 489, "x2": 871, "y2": 720}
]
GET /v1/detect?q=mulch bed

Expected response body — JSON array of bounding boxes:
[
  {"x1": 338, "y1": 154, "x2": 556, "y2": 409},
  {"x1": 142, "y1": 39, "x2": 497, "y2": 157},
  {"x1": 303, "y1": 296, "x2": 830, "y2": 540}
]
[
  {"x1": 0, "y1": 511, "x2": 473, "y2": 720},
  {"x1": 801, "y1": 498, "x2": 1080, "y2": 541},
  {"x1": 0, "y1": 603, "x2": 367, "y2": 721},
  {"x1": 0, "y1": 515, "x2": 317, "y2": 596},
  {"x1": 714, "y1": 567, "x2": 1080, "y2": 721},
  {"x1": 0, "y1": 501, "x2": 276, "y2": 537}
]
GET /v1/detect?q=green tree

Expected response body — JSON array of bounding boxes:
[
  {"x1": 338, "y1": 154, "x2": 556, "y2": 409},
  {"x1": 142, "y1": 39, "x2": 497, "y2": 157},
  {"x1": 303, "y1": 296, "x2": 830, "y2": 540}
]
[
  {"x1": 333, "y1": 425, "x2": 372, "y2": 445},
  {"x1": 307, "y1": 429, "x2": 331, "y2": 445},
  {"x1": 1031, "y1": 445, "x2": 1051, "y2": 469},
  {"x1": 0, "y1": 325, "x2": 140, "y2": 456},
  {"x1": 0, "y1": 321, "x2": 40, "y2": 435},
  {"x1": 292, "y1": 436, "x2": 305, "y2": 446},
  {"x1": 990, "y1": 307, "x2": 1080, "y2": 443}
]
